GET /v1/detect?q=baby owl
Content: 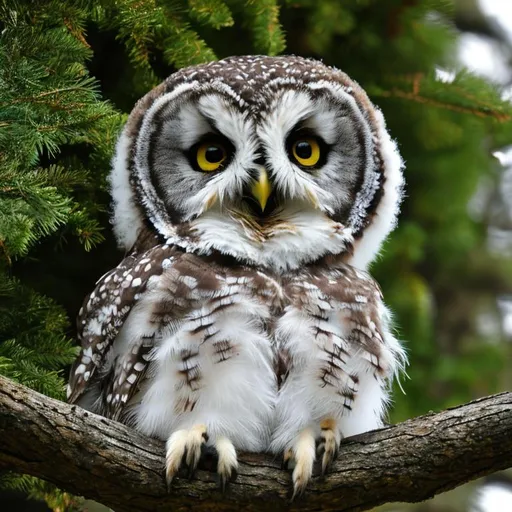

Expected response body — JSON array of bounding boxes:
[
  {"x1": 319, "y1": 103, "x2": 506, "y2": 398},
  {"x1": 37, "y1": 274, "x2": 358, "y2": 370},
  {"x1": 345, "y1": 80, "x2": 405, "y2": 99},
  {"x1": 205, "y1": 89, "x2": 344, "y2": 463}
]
[{"x1": 68, "y1": 55, "x2": 406, "y2": 495}]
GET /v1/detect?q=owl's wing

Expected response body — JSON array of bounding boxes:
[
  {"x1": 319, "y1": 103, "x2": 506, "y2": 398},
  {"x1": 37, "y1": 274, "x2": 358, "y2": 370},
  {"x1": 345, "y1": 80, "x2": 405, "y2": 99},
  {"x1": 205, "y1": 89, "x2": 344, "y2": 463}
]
[
  {"x1": 67, "y1": 243, "x2": 176, "y2": 404},
  {"x1": 286, "y1": 263, "x2": 405, "y2": 392},
  {"x1": 326, "y1": 265, "x2": 404, "y2": 379}
]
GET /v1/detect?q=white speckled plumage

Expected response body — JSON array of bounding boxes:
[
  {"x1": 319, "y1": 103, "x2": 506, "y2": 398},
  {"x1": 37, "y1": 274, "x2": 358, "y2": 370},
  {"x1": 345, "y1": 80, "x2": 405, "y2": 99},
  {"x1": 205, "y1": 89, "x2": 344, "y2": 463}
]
[{"x1": 68, "y1": 55, "x2": 406, "y2": 494}]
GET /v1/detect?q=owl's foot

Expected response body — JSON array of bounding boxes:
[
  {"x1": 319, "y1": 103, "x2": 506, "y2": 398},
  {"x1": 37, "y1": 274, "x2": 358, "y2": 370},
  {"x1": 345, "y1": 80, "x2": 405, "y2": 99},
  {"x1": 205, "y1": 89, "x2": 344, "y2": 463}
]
[
  {"x1": 165, "y1": 424, "x2": 208, "y2": 486},
  {"x1": 317, "y1": 418, "x2": 341, "y2": 475},
  {"x1": 215, "y1": 436, "x2": 238, "y2": 490},
  {"x1": 282, "y1": 427, "x2": 316, "y2": 499},
  {"x1": 165, "y1": 425, "x2": 238, "y2": 490}
]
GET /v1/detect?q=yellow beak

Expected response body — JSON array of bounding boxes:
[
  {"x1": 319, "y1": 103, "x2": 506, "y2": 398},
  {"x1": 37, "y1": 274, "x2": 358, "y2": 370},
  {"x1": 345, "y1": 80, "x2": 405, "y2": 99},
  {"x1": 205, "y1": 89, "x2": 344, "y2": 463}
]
[{"x1": 251, "y1": 168, "x2": 272, "y2": 212}]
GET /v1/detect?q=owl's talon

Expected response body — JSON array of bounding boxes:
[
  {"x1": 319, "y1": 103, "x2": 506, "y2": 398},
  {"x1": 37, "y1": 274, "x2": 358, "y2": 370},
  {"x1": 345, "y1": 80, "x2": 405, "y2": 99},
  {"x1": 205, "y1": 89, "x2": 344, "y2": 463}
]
[
  {"x1": 282, "y1": 448, "x2": 293, "y2": 470},
  {"x1": 186, "y1": 456, "x2": 198, "y2": 479},
  {"x1": 321, "y1": 445, "x2": 339, "y2": 475},
  {"x1": 165, "y1": 424, "x2": 208, "y2": 486},
  {"x1": 218, "y1": 469, "x2": 237, "y2": 492},
  {"x1": 319, "y1": 418, "x2": 341, "y2": 475},
  {"x1": 185, "y1": 438, "x2": 203, "y2": 472}
]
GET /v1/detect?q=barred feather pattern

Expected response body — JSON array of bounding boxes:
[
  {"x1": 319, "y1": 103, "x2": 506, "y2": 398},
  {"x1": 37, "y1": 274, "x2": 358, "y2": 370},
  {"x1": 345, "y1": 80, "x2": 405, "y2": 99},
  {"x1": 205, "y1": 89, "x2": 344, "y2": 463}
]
[
  {"x1": 68, "y1": 242, "x2": 404, "y2": 454},
  {"x1": 271, "y1": 261, "x2": 405, "y2": 451},
  {"x1": 67, "y1": 240, "x2": 177, "y2": 404}
]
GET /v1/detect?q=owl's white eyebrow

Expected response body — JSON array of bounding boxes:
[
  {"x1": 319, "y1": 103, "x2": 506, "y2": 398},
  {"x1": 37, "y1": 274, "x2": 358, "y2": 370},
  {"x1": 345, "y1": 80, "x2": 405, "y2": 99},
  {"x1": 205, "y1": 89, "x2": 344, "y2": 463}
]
[
  {"x1": 283, "y1": 116, "x2": 315, "y2": 138},
  {"x1": 197, "y1": 112, "x2": 219, "y2": 134},
  {"x1": 287, "y1": 121, "x2": 314, "y2": 135},
  {"x1": 190, "y1": 105, "x2": 238, "y2": 145}
]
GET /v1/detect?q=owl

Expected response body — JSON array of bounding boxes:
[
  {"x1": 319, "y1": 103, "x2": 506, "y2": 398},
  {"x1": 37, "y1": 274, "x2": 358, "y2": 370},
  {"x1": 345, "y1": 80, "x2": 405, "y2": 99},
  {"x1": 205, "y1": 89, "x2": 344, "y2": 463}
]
[{"x1": 68, "y1": 55, "x2": 406, "y2": 496}]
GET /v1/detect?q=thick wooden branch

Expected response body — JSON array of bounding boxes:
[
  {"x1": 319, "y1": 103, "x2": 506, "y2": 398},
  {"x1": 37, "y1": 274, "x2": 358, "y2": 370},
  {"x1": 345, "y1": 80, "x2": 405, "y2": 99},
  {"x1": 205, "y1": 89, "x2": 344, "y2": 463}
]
[{"x1": 0, "y1": 375, "x2": 511, "y2": 511}]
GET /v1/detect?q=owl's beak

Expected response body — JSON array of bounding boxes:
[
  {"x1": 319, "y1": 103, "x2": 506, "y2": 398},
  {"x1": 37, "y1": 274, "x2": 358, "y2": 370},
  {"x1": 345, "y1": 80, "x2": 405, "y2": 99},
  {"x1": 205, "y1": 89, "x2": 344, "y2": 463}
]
[{"x1": 251, "y1": 168, "x2": 272, "y2": 212}]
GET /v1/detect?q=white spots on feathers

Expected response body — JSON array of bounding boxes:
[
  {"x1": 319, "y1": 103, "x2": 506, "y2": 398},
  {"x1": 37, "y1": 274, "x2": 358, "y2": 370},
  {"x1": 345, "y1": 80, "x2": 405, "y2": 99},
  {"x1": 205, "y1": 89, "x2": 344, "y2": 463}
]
[
  {"x1": 74, "y1": 364, "x2": 86, "y2": 375},
  {"x1": 69, "y1": 240, "x2": 405, "y2": 475},
  {"x1": 180, "y1": 275, "x2": 197, "y2": 288},
  {"x1": 68, "y1": 244, "x2": 176, "y2": 404}
]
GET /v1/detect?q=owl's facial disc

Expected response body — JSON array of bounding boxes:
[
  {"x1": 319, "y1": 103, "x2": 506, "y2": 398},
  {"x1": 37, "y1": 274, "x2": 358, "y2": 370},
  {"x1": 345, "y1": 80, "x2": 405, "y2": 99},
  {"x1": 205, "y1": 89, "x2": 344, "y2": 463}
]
[{"x1": 115, "y1": 56, "x2": 404, "y2": 272}]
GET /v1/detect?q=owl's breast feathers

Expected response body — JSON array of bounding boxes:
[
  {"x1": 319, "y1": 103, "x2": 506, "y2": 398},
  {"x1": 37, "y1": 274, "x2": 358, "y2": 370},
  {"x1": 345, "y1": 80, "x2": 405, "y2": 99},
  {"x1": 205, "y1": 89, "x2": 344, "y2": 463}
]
[{"x1": 68, "y1": 240, "x2": 397, "y2": 421}]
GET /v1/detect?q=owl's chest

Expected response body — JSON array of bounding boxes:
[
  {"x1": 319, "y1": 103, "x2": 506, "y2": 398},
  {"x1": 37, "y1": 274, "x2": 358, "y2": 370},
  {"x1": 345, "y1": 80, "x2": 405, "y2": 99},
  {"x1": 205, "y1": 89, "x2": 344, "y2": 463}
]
[
  {"x1": 185, "y1": 269, "x2": 289, "y2": 337},
  {"x1": 167, "y1": 267, "x2": 328, "y2": 348},
  {"x1": 149, "y1": 266, "x2": 292, "y2": 348},
  {"x1": 150, "y1": 262, "x2": 334, "y2": 357}
]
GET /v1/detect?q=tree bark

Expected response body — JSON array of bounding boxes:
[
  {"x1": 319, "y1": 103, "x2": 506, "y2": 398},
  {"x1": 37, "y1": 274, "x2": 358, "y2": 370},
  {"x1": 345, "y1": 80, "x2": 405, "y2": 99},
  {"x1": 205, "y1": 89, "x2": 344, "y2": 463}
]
[{"x1": 0, "y1": 375, "x2": 511, "y2": 511}]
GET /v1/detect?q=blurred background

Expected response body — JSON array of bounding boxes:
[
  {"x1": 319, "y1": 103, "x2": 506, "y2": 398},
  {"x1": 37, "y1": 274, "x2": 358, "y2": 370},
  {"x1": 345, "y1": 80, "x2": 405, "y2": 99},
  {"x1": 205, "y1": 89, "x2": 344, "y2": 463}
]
[
  {"x1": 379, "y1": 1, "x2": 512, "y2": 509},
  {"x1": 1, "y1": 0, "x2": 512, "y2": 510}
]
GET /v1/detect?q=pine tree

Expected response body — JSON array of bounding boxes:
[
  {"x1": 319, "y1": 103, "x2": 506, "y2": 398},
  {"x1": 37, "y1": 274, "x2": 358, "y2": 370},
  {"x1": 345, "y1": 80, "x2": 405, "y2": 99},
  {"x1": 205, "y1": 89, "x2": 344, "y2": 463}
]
[
  {"x1": 1, "y1": 0, "x2": 512, "y2": 510},
  {"x1": 0, "y1": 0, "x2": 120, "y2": 507}
]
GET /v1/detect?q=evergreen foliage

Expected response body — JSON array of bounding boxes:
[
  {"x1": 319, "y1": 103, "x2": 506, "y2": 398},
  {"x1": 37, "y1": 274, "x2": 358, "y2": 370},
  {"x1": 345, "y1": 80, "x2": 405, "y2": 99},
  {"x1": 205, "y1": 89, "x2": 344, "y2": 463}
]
[{"x1": 1, "y1": 0, "x2": 512, "y2": 509}]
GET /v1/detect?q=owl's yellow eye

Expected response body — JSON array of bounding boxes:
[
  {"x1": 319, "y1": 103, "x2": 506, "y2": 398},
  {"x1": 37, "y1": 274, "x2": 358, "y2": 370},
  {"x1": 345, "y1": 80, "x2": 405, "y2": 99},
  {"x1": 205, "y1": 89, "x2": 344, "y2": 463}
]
[
  {"x1": 196, "y1": 142, "x2": 227, "y2": 172},
  {"x1": 291, "y1": 138, "x2": 321, "y2": 167}
]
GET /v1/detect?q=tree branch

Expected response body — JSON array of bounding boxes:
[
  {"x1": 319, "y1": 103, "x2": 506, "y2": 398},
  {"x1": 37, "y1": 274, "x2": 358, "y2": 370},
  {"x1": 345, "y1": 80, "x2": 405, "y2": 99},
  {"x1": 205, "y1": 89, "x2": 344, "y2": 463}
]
[{"x1": 0, "y1": 375, "x2": 511, "y2": 511}]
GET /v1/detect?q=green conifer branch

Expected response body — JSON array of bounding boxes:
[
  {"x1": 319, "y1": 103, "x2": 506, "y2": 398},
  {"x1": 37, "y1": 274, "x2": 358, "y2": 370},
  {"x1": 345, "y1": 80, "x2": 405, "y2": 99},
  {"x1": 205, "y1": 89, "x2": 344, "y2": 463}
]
[
  {"x1": 188, "y1": 0, "x2": 234, "y2": 29},
  {"x1": 370, "y1": 72, "x2": 512, "y2": 121},
  {"x1": 236, "y1": 0, "x2": 285, "y2": 55}
]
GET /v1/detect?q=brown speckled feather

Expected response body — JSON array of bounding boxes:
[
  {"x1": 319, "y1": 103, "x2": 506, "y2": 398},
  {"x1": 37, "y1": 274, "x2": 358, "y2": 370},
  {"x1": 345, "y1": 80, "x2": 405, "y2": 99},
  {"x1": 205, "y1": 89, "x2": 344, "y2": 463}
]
[{"x1": 67, "y1": 241, "x2": 178, "y2": 403}]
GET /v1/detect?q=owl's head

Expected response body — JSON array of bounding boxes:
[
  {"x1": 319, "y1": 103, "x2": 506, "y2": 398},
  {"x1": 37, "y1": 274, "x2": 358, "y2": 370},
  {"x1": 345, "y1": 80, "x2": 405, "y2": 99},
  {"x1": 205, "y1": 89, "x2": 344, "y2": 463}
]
[{"x1": 111, "y1": 56, "x2": 403, "y2": 272}]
